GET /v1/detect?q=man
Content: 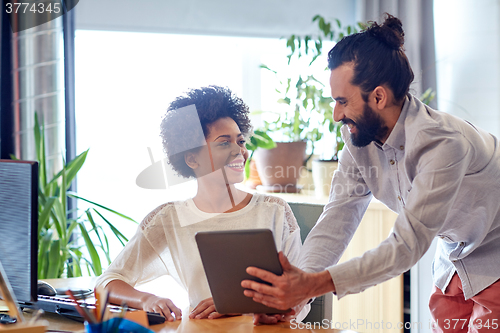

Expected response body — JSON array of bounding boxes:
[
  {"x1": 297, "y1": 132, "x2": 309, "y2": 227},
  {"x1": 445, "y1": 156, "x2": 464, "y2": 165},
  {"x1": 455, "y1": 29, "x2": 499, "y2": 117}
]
[{"x1": 242, "y1": 14, "x2": 500, "y2": 331}]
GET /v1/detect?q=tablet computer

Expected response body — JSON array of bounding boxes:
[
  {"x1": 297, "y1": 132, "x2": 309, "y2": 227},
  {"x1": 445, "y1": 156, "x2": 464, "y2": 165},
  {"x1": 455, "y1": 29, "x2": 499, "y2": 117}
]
[{"x1": 195, "y1": 228, "x2": 289, "y2": 314}]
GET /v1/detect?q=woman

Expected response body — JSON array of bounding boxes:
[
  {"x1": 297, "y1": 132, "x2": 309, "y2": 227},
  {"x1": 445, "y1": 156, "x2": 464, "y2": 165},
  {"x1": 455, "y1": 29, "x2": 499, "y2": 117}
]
[{"x1": 95, "y1": 86, "x2": 307, "y2": 323}]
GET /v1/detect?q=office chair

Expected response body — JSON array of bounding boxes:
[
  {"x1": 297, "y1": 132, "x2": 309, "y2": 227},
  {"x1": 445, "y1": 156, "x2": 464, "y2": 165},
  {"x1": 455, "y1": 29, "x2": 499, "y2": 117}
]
[{"x1": 289, "y1": 202, "x2": 333, "y2": 324}]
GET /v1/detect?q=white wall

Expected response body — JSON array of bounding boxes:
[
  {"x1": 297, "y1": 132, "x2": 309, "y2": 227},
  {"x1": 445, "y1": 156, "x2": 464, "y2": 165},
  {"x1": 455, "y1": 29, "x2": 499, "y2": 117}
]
[
  {"x1": 74, "y1": 0, "x2": 356, "y2": 38},
  {"x1": 434, "y1": 0, "x2": 500, "y2": 138}
]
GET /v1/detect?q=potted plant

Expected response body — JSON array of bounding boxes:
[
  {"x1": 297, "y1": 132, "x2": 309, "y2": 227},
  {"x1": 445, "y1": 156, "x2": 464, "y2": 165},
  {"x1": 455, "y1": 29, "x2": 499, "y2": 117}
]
[
  {"x1": 13, "y1": 114, "x2": 135, "y2": 278},
  {"x1": 244, "y1": 129, "x2": 276, "y2": 189},
  {"x1": 254, "y1": 16, "x2": 365, "y2": 194}
]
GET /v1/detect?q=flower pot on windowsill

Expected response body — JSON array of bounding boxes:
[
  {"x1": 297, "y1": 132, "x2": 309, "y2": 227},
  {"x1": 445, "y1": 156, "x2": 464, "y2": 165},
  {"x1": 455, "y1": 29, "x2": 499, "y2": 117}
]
[
  {"x1": 312, "y1": 159, "x2": 338, "y2": 198},
  {"x1": 244, "y1": 158, "x2": 262, "y2": 189},
  {"x1": 253, "y1": 141, "x2": 307, "y2": 193}
]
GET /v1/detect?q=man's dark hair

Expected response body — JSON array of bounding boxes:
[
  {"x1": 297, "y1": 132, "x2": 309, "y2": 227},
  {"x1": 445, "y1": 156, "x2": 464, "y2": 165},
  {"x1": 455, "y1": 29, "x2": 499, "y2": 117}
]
[
  {"x1": 160, "y1": 85, "x2": 252, "y2": 178},
  {"x1": 327, "y1": 13, "x2": 414, "y2": 102}
]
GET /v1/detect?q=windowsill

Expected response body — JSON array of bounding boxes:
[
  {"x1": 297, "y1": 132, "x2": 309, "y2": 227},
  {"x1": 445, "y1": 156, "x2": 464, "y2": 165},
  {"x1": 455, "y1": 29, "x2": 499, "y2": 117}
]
[{"x1": 238, "y1": 184, "x2": 390, "y2": 211}]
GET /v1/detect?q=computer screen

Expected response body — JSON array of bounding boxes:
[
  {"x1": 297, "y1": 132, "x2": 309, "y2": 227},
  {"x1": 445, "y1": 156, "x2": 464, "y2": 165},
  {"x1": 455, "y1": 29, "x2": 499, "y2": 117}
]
[{"x1": 0, "y1": 159, "x2": 38, "y2": 303}]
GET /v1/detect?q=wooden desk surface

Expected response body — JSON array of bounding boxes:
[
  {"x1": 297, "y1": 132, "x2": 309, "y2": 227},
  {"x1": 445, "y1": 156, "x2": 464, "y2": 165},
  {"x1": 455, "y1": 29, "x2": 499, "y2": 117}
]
[
  {"x1": 22, "y1": 309, "x2": 358, "y2": 333},
  {"x1": 7, "y1": 278, "x2": 359, "y2": 333}
]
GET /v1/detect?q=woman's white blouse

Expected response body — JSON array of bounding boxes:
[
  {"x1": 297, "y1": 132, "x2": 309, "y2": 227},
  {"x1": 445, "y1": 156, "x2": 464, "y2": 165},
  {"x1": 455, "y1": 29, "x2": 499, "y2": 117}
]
[{"x1": 96, "y1": 193, "x2": 304, "y2": 311}]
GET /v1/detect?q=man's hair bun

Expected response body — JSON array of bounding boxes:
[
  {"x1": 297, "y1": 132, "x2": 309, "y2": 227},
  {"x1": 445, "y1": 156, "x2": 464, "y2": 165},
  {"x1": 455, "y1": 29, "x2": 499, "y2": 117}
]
[
  {"x1": 367, "y1": 13, "x2": 405, "y2": 50},
  {"x1": 327, "y1": 12, "x2": 414, "y2": 103}
]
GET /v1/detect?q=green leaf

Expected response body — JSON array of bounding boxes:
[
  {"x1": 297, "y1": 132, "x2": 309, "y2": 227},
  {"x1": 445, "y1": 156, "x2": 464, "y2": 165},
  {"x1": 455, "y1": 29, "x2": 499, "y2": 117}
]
[
  {"x1": 34, "y1": 113, "x2": 48, "y2": 194},
  {"x1": 60, "y1": 157, "x2": 67, "y2": 226},
  {"x1": 38, "y1": 197, "x2": 56, "y2": 234},
  {"x1": 286, "y1": 35, "x2": 296, "y2": 54},
  {"x1": 68, "y1": 193, "x2": 137, "y2": 223},
  {"x1": 244, "y1": 150, "x2": 253, "y2": 180},
  {"x1": 277, "y1": 98, "x2": 291, "y2": 105},
  {"x1": 91, "y1": 208, "x2": 130, "y2": 246},
  {"x1": 38, "y1": 230, "x2": 52, "y2": 278},
  {"x1": 358, "y1": 22, "x2": 368, "y2": 30},
  {"x1": 78, "y1": 223, "x2": 102, "y2": 276},
  {"x1": 63, "y1": 150, "x2": 88, "y2": 189},
  {"x1": 251, "y1": 131, "x2": 276, "y2": 150},
  {"x1": 85, "y1": 209, "x2": 108, "y2": 261},
  {"x1": 259, "y1": 64, "x2": 277, "y2": 74},
  {"x1": 67, "y1": 249, "x2": 83, "y2": 277},
  {"x1": 46, "y1": 240, "x2": 61, "y2": 278},
  {"x1": 304, "y1": 36, "x2": 311, "y2": 55}
]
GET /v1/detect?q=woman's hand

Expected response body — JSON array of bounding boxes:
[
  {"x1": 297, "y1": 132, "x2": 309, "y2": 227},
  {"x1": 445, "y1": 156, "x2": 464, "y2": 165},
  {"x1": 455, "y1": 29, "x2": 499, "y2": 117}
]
[
  {"x1": 189, "y1": 298, "x2": 240, "y2": 319},
  {"x1": 142, "y1": 295, "x2": 182, "y2": 322}
]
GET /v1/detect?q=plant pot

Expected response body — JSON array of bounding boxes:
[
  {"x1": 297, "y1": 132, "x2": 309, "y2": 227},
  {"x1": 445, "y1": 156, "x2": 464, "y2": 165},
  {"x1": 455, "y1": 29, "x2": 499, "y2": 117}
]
[
  {"x1": 254, "y1": 141, "x2": 307, "y2": 193},
  {"x1": 312, "y1": 159, "x2": 338, "y2": 198},
  {"x1": 244, "y1": 158, "x2": 262, "y2": 189}
]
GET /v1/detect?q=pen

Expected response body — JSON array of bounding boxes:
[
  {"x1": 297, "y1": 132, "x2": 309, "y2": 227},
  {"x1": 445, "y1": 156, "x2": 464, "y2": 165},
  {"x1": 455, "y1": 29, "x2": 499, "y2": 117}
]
[
  {"x1": 95, "y1": 288, "x2": 101, "y2": 322},
  {"x1": 65, "y1": 290, "x2": 95, "y2": 323},
  {"x1": 118, "y1": 302, "x2": 128, "y2": 319},
  {"x1": 29, "y1": 309, "x2": 44, "y2": 324},
  {"x1": 101, "y1": 290, "x2": 110, "y2": 322}
]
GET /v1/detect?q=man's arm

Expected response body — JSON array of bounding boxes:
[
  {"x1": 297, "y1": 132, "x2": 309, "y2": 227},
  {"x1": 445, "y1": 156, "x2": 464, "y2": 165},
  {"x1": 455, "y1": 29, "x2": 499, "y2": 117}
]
[
  {"x1": 242, "y1": 142, "x2": 371, "y2": 309},
  {"x1": 241, "y1": 252, "x2": 335, "y2": 310}
]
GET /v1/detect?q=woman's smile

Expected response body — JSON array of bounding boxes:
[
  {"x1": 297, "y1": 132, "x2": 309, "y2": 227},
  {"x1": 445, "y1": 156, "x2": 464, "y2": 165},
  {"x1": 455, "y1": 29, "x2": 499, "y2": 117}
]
[{"x1": 226, "y1": 158, "x2": 245, "y2": 172}]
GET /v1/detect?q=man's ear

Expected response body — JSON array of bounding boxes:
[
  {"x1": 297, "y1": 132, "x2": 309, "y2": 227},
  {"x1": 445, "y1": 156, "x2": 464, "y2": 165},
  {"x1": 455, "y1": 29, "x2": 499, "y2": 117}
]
[
  {"x1": 371, "y1": 86, "x2": 389, "y2": 110},
  {"x1": 185, "y1": 152, "x2": 199, "y2": 170}
]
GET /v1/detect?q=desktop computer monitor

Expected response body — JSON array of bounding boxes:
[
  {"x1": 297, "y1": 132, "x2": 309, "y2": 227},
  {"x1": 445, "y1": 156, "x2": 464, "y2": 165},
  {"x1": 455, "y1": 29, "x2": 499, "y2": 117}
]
[
  {"x1": 0, "y1": 159, "x2": 166, "y2": 325},
  {"x1": 0, "y1": 159, "x2": 38, "y2": 304}
]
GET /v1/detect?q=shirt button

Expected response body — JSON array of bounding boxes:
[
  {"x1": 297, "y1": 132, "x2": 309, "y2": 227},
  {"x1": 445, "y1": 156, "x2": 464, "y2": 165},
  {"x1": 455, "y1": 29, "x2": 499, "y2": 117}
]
[
  {"x1": 389, "y1": 160, "x2": 395, "y2": 165},
  {"x1": 400, "y1": 145, "x2": 404, "y2": 150},
  {"x1": 398, "y1": 196, "x2": 402, "y2": 201},
  {"x1": 459, "y1": 242, "x2": 465, "y2": 246}
]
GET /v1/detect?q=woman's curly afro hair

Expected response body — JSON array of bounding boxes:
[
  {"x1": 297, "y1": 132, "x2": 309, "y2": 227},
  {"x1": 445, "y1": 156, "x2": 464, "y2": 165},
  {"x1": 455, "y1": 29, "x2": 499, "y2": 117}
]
[{"x1": 160, "y1": 86, "x2": 252, "y2": 178}]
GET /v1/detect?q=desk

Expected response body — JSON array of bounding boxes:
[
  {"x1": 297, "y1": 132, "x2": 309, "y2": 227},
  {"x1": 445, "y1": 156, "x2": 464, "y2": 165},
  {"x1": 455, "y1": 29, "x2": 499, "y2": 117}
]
[
  {"x1": 7, "y1": 278, "x2": 359, "y2": 333},
  {"x1": 22, "y1": 308, "x2": 359, "y2": 333}
]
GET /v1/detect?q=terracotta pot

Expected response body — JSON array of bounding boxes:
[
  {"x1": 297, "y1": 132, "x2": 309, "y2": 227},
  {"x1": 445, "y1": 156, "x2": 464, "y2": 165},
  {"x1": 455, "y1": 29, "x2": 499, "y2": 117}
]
[
  {"x1": 253, "y1": 141, "x2": 307, "y2": 193},
  {"x1": 244, "y1": 158, "x2": 262, "y2": 189}
]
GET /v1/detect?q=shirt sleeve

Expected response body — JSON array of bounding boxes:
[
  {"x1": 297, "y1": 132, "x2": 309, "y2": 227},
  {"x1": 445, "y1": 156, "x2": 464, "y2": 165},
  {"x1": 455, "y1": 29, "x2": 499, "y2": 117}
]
[
  {"x1": 299, "y1": 145, "x2": 372, "y2": 274},
  {"x1": 95, "y1": 206, "x2": 171, "y2": 289},
  {"x1": 328, "y1": 130, "x2": 473, "y2": 299}
]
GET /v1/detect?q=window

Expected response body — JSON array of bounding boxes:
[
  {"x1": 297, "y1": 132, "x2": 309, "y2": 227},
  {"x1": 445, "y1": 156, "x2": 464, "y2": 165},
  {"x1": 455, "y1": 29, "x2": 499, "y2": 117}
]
[{"x1": 75, "y1": 30, "x2": 320, "y2": 250}]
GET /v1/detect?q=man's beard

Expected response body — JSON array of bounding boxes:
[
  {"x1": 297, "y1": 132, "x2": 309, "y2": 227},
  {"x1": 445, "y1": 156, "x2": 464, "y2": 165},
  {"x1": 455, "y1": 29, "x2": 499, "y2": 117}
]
[{"x1": 345, "y1": 102, "x2": 389, "y2": 147}]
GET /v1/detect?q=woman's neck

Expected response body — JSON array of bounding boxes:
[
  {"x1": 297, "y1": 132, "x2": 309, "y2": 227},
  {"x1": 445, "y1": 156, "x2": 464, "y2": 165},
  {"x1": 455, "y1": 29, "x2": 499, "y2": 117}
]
[{"x1": 193, "y1": 182, "x2": 251, "y2": 213}]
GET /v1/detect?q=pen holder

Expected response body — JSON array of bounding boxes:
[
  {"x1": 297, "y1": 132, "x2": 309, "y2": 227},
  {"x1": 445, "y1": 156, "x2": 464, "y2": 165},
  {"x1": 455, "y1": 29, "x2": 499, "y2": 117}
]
[{"x1": 84, "y1": 318, "x2": 154, "y2": 333}]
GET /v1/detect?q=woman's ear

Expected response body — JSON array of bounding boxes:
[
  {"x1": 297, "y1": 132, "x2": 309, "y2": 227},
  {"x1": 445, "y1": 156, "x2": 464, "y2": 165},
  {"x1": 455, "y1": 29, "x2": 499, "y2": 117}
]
[{"x1": 185, "y1": 152, "x2": 199, "y2": 170}]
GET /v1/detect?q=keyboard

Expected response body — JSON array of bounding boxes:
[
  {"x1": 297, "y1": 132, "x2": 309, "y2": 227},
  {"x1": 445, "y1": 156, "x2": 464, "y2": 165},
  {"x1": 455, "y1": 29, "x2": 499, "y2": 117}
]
[{"x1": 26, "y1": 295, "x2": 166, "y2": 325}]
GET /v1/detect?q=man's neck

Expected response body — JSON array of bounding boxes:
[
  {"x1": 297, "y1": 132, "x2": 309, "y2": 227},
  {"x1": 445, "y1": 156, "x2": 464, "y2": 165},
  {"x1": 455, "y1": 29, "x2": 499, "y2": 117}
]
[{"x1": 379, "y1": 100, "x2": 405, "y2": 144}]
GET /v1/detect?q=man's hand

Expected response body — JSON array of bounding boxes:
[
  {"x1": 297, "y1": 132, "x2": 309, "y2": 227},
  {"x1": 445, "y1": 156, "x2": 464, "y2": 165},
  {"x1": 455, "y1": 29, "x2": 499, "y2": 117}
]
[
  {"x1": 252, "y1": 313, "x2": 285, "y2": 325},
  {"x1": 189, "y1": 298, "x2": 240, "y2": 319},
  {"x1": 241, "y1": 252, "x2": 335, "y2": 310},
  {"x1": 252, "y1": 301, "x2": 307, "y2": 325},
  {"x1": 142, "y1": 295, "x2": 182, "y2": 322}
]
